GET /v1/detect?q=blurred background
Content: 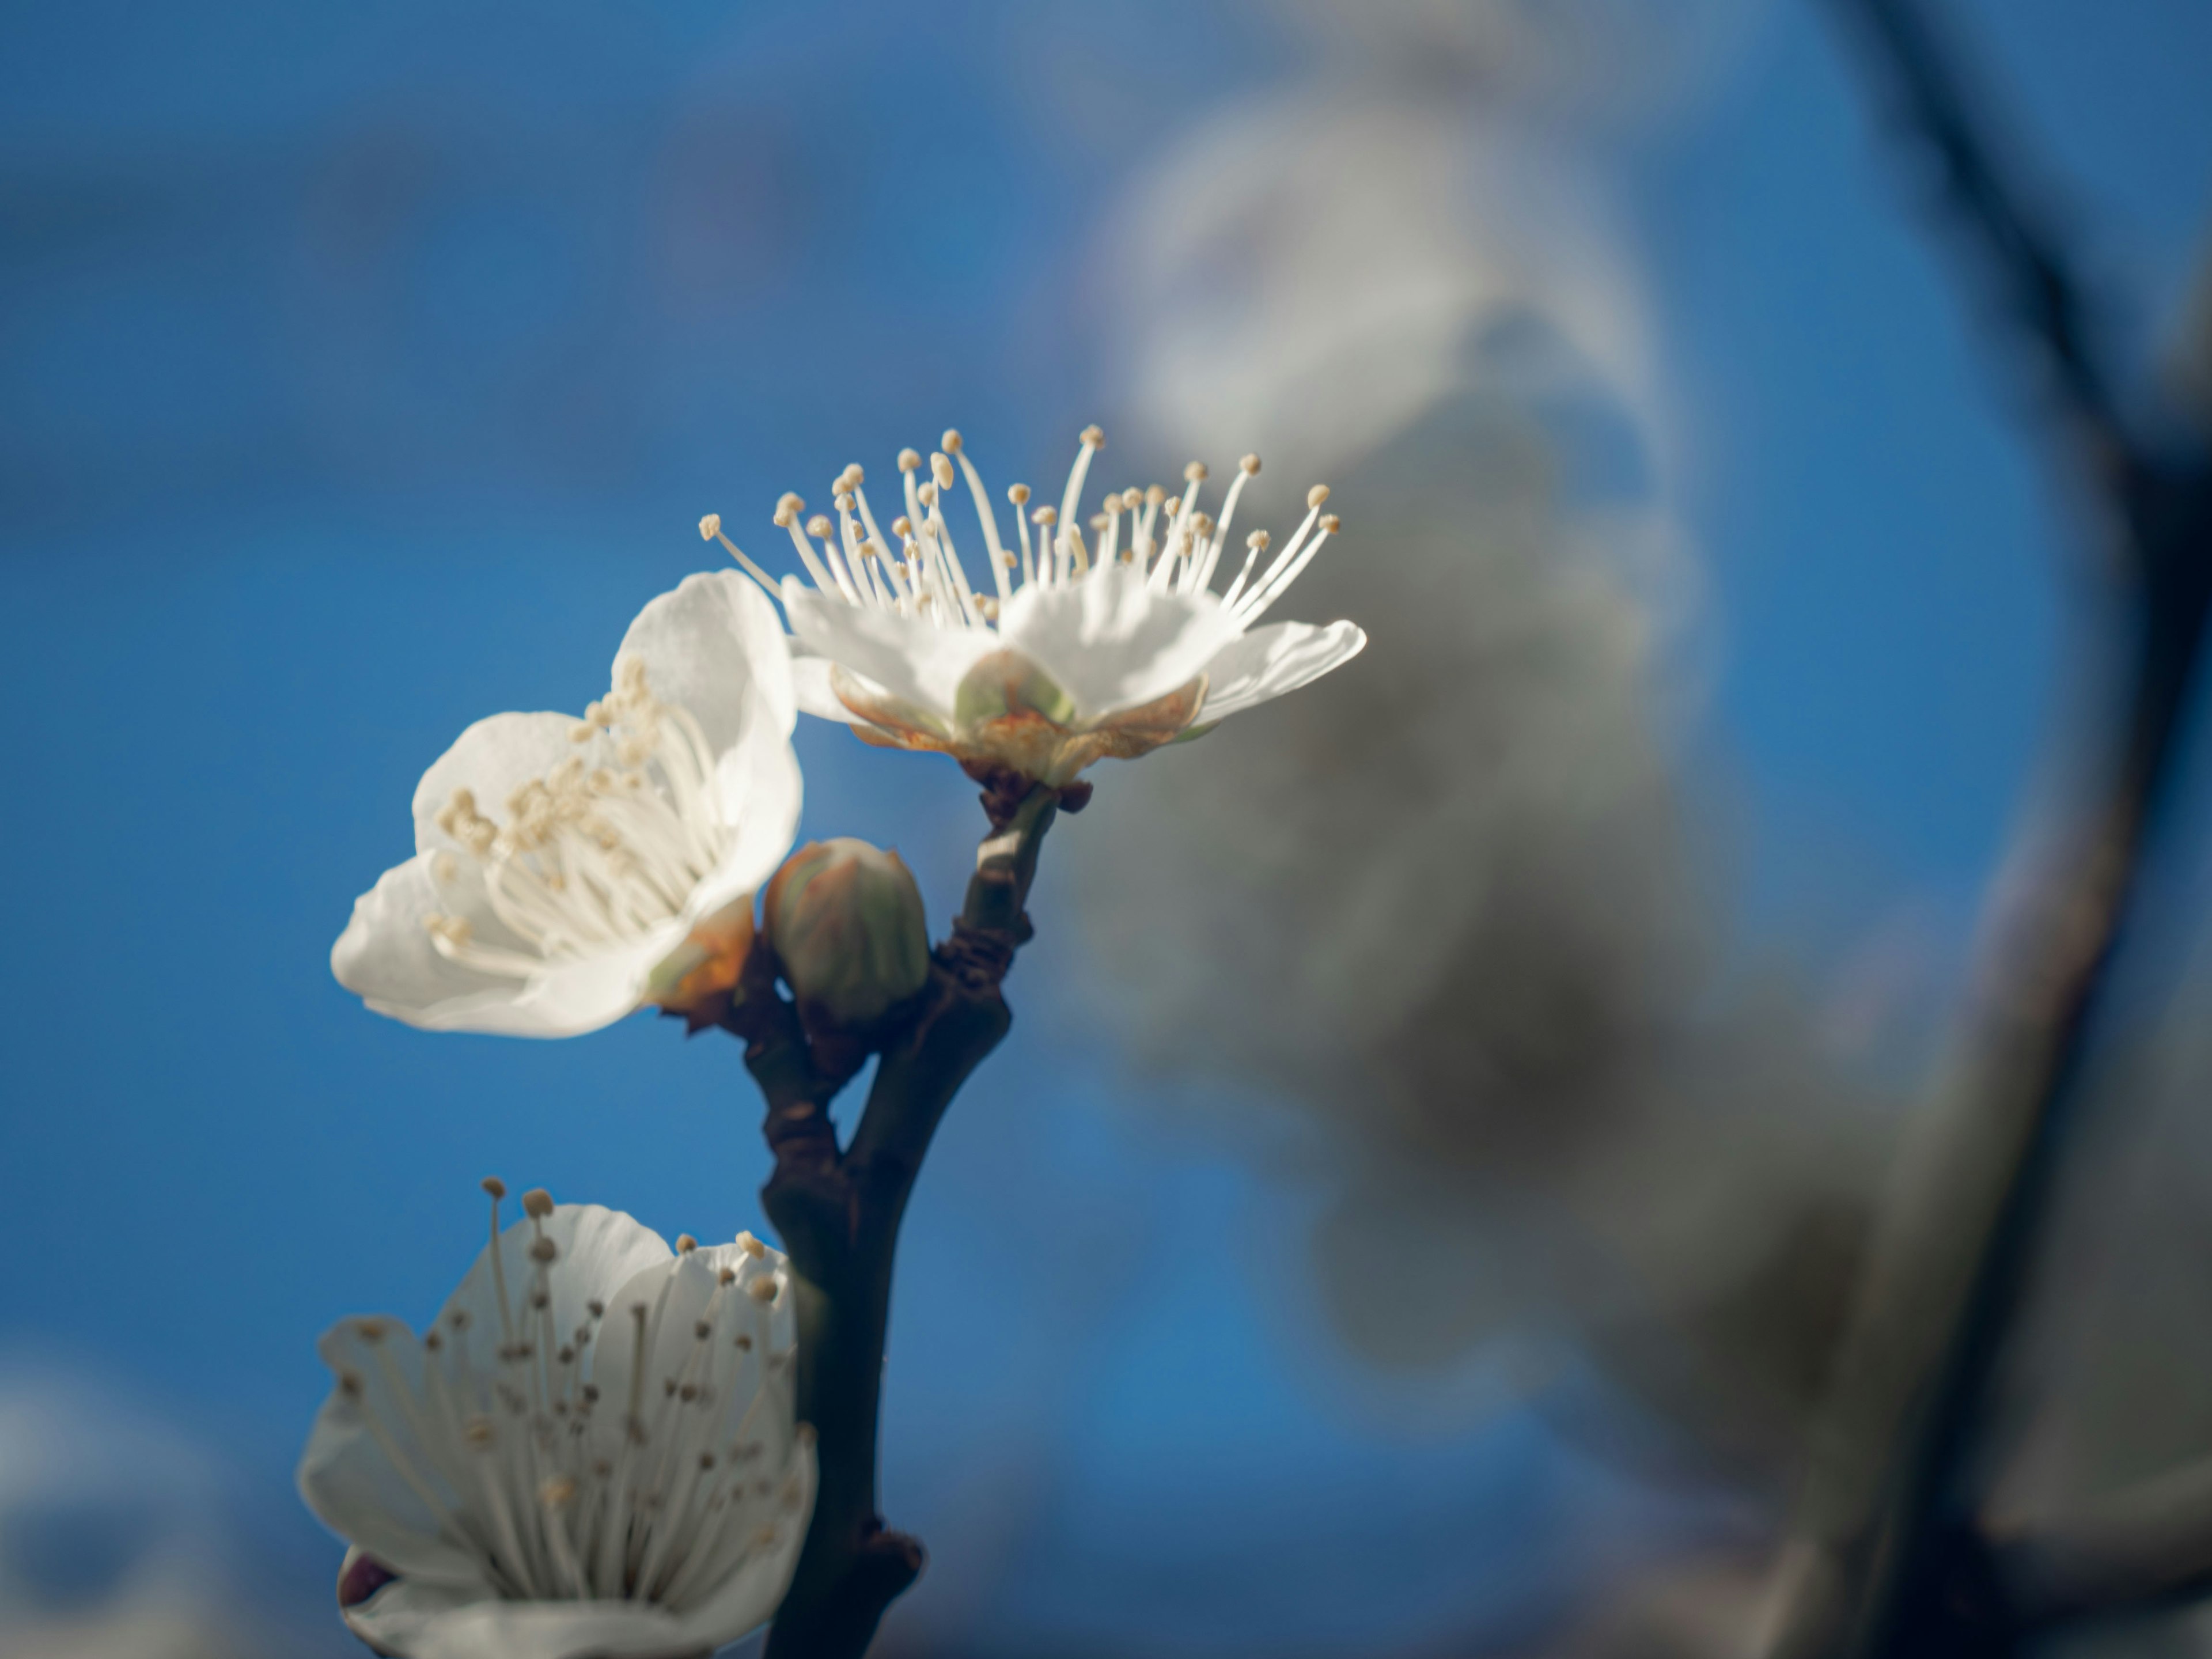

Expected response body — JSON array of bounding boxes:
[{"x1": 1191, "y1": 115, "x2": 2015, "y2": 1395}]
[{"x1": 5, "y1": 1, "x2": 2212, "y2": 1654}]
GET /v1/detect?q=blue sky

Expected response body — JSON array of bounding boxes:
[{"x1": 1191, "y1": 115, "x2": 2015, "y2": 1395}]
[{"x1": 4, "y1": 2, "x2": 2210, "y2": 1652}]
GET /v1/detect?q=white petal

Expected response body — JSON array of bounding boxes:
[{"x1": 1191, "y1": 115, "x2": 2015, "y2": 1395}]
[
  {"x1": 685, "y1": 725, "x2": 802, "y2": 923},
  {"x1": 332, "y1": 856, "x2": 556, "y2": 1036},
  {"x1": 665, "y1": 1438, "x2": 815, "y2": 1648},
  {"x1": 789, "y1": 651, "x2": 851, "y2": 722},
  {"x1": 783, "y1": 585, "x2": 994, "y2": 720},
  {"x1": 411, "y1": 713, "x2": 584, "y2": 860},
  {"x1": 297, "y1": 1323, "x2": 493, "y2": 1594},
  {"x1": 496, "y1": 930, "x2": 680, "y2": 1037},
  {"x1": 435, "y1": 1204, "x2": 675, "y2": 1380},
  {"x1": 586, "y1": 1245, "x2": 791, "y2": 1428},
  {"x1": 616, "y1": 570, "x2": 797, "y2": 757},
  {"x1": 999, "y1": 561, "x2": 1241, "y2": 720},
  {"x1": 344, "y1": 1576, "x2": 697, "y2": 1659},
  {"x1": 1195, "y1": 619, "x2": 1368, "y2": 725}
]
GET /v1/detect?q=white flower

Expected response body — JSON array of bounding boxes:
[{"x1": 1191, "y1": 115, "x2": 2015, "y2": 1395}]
[
  {"x1": 700, "y1": 426, "x2": 1365, "y2": 786},
  {"x1": 331, "y1": 571, "x2": 798, "y2": 1037},
  {"x1": 298, "y1": 1185, "x2": 816, "y2": 1659}
]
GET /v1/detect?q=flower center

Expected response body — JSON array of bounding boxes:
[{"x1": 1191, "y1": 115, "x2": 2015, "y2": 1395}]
[
  {"x1": 425, "y1": 658, "x2": 730, "y2": 978},
  {"x1": 331, "y1": 1181, "x2": 805, "y2": 1611}
]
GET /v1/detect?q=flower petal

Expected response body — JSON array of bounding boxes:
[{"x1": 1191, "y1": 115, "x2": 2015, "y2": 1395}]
[
  {"x1": 789, "y1": 650, "x2": 851, "y2": 723},
  {"x1": 297, "y1": 1323, "x2": 495, "y2": 1593},
  {"x1": 998, "y1": 561, "x2": 1242, "y2": 720},
  {"x1": 616, "y1": 571, "x2": 796, "y2": 757},
  {"x1": 435, "y1": 1203, "x2": 675, "y2": 1381},
  {"x1": 332, "y1": 856, "x2": 562, "y2": 1036},
  {"x1": 685, "y1": 724, "x2": 802, "y2": 923},
  {"x1": 665, "y1": 1437, "x2": 815, "y2": 1649},
  {"x1": 343, "y1": 1575, "x2": 699, "y2": 1659},
  {"x1": 411, "y1": 713, "x2": 584, "y2": 861},
  {"x1": 782, "y1": 582, "x2": 996, "y2": 720},
  {"x1": 1195, "y1": 618, "x2": 1367, "y2": 725}
]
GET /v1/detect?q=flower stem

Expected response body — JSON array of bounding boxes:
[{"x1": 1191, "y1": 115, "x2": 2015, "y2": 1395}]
[{"x1": 724, "y1": 781, "x2": 1064, "y2": 1659}]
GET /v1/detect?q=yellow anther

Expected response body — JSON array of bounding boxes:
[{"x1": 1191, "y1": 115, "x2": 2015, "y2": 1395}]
[
  {"x1": 677, "y1": 1234, "x2": 698, "y2": 1253},
  {"x1": 1008, "y1": 482, "x2": 1031, "y2": 505},
  {"x1": 481, "y1": 1177, "x2": 508, "y2": 1200},
  {"x1": 892, "y1": 515, "x2": 913, "y2": 537},
  {"x1": 1247, "y1": 529, "x2": 1270, "y2": 549},
  {"x1": 1240, "y1": 453, "x2": 1261, "y2": 474},
  {"x1": 897, "y1": 449, "x2": 921, "y2": 472},
  {"x1": 521, "y1": 1188, "x2": 554, "y2": 1219},
  {"x1": 737, "y1": 1231, "x2": 767, "y2": 1258},
  {"x1": 806, "y1": 515, "x2": 832, "y2": 539},
  {"x1": 698, "y1": 513, "x2": 722, "y2": 541},
  {"x1": 941, "y1": 428, "x2": 963, "y2": 453},
  {"x1": 1306, "y1": 484, "x2": 1331, "y2": 507},
  {"x1": 1080, "y1": 423, "x2": 1105, "y2": 448},
  {"x1": 1320, "y1": 513, "x2": 1340, "y2": 533},
  {"x1": 930, "y1": 453, "x2": 955, "y2": 488},
  {"x1": 1184, "y1": 460, "x2": 1207, "y2": 482}
]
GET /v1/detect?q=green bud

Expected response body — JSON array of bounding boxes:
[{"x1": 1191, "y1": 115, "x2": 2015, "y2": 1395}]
[{"x1": 764, "y1": 839, "x2": 929, "y2": 1027}]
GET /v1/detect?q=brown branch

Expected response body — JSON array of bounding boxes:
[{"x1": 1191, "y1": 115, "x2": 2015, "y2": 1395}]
[
  {"x1": 721, "y1": 776, "x2": 1071, "y2": 1659},
  {"x1": 1769, "y1": 3, "x2": 2212, "y2": 1656}
]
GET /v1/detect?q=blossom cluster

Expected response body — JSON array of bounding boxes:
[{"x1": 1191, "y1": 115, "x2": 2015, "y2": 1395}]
[{"x1": 313, "y1": 425, "x2": 1361, "y2": 1656}]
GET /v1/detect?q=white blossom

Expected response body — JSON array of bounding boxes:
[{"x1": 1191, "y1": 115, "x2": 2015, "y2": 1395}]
[
  {"x1": 298, "y1": 1187, "x2": 815, "y2": 1659},
  {"x1": 700, "y1": 427, "x2": 1365, "y2": 786},
  {"x1": 331, "y1": 571, "x2": 798, "y2": 1037}
]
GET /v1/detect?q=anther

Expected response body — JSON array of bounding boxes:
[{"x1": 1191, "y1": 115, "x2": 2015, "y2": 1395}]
[
  {"x1": 897, "y1": 449, "x2": 921, "y2": 473},
  {"x1": 1240, "y1": 453, "x2": 1262, "y2": 475},
  {"x1": 521, "y1": 1188, "x2": 554, "y2": 1220},
  {"x1": 482, "y1": 1177, "x2": 508, "y2": 1201},
  {"x1": 1146, "y1": 484, "x2": 1165, "y2": 505},
  {"x1": 719, "y1": 1267, "x2": 737, "y2": 1285},
  {"x1": 679, "y1": 1382, "x2": 699, "y2": 1402},
  {"x1": 734, "y1": 1335, "x2": 753, "y2": 1351},
  {"x1": 558, "y1": 1345, "x2": 575, "y2": 1365},
  {"x1": 930, "y1": 453, "x2": 955, "y2": 488},
  {"x1": 1248, "y1": 529, "x2": 1271, "y2": 550},
  {"x1": 1184, "y1": 461, "x2": 1208, "y2": 482},
  {"x1": 587, "y1": 1300, "x2": 605, "y2": 1319},
  {"x1": 338, "y1": 1370, "x2": 364, "y2": 1400},
  {"x1": 677, "y1": 1234, "x2": 698, "y2": 1253},
  {"x1": 530, "y1": 1237, "x2": 558, "y2": 1264},
  {"x1": 698, "y1": 513, "x2": 721, "y2": 541},
  {"x1": 892, "y1": 516, "x2": 913, "y2": 537},
  {"x1": 1033, "y1": 506, "x2": 1057, "y2": 526},
  {"x1": 425, "y1": 1331, "x2": 442, "y2": 1353},
  {"x1": 1080, "y1": 424, "x2": 1105, "y2": 449},
  {"x1": 736, "y1": 1232, "x2": 767, "y2": 1259},
  {"x1": 1008, "y1": 483, "x2": 1031, "y2": 505},
  {"x1": 748, "y1": 1277, "x2": 779, "y2": 1304},
  {"x1": 916, "y1": 482, "x2": 938, "y2": 507},
  {"x1": 465, "y1": 1415, "x2": 495, "y2": 1446},
  {"x1": 842, "y1": 463, "x2": 865, "y2": 488},
  {"x1": 941, "y1": 429, "x2": 963, "y2": 453},
  {"x1": 777, "y1": 492, "x2": 805, "y2": 518},
  {"x1": 805, "y1": 515, "x2": 832, "y2": 539},
  {"x1": 354, "y1": 1319, "x2": 385, "y2": 1344},
  {"x1": 1306, "y1": 484, "x2": 1331, "y2": 507},
  {"x1": 694, "y1": 1320, "x2": 713, "y2": 1340},
  {"x1": 1320, "y1": 514, "x2": 1340, "y2": 533},
  {"x1": 539, "y1": 1476, "x2": 577, "y2": 1509}
]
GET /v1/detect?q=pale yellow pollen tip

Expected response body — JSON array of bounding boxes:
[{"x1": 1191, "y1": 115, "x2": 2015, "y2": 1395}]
[
  {"x1": 1306, "y1": 484, "x2": 1331, "y2": 507},
  {"x1": 539, "y1": 1476, "x2": 577, "y2": 1509},
  {"x1": 777, "y1": 492, "x2": 805, "y2": 517},
  {"x1": 1080, "y1": 423, "x2": 1105, "y2": 448},
  {"x1": 1033, "y1": 505, "x2": 1057, "y2": 525},
  {"x1": 737, "y1": 1230, "x2": 768, "y2": 1258},
  {"x1": 1248, "y1": 529, "x2": 1270, "y2": 549},
  {"x1": 930, "y1": 453, "x2": 955, "y2": 487},
  {"x1": 355, "y1": 1318, "x2": 386, "y2": 1343},
  {"x1": 842, "y1": 463, "x2": 865, "y2": 487},
  {"x1": 942, "y1": 428, "x2": 963, "y2": 453},
  {"x1": 677, "y1": 1233, "x2": 699, "y2": 1253},
  {"x1": 892, "y1": 515, "x2": 913, "y2": 537},
  {"x1": 748, "y1": 1276, "x2": 779, "y2": 1302},
  {"x1": 897, "y1": 448, "x2": 921, "y2": 472},
  {"x1": 805, "y1": 515, "x2": 832, "y2": 539},
  {"x1": 521, "y1": 1188, "x2": 555, "y2": 1219},
  {"x1": 1008, "y1": 483, "x2": 1031, "y2": 505},
  {"x1": 1320, "y1": 513, "x2": 1341, "y2": 533},
  {"x1": 719, "y1": 1267, "x2": 737, "y2": 1285},
  {"x1": 698, "y1": 513, "x2": 722, "y2": 541},
  {"x1": 1184, "y1": 460, "x2": 1207, "y2": 482},
  {"x1": 530, "y1": 1237, "x2": 558, "y2": 1263},
  {"x1": 1240, "y1": 453, "x2": 1261, "y2": 475},
  {"x1": 916, "y1": 481, "x2": 938, "y2": 506},
  {"x1": 481, "y1": 1177, "x2": 508, "y2": 1200},
  {"x1": 1146, "y1": 484, "x2": 1166, "y2": 505}
]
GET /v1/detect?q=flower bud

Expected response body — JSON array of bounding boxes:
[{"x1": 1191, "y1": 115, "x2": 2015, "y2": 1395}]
[{"x1": 764, "y1": 839, "x2": 929, "y2": 1027}]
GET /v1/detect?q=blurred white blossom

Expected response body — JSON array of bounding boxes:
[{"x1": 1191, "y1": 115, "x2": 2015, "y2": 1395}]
[{"x1": 298, "y1": 1187, "x2": 813, "y2": 1659}]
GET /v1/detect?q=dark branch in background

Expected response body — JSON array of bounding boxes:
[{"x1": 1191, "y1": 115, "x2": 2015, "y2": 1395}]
[
  {"x1": 1772, "y1": 2, "x2": 2212, "y2": 1656},
  {"x1": 722, "y1": 771, "x2": 1074, "y2": 1659}
]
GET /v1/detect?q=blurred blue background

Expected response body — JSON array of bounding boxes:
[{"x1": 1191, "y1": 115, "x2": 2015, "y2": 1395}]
[{"x1": 5, "y1": 2, "x2": 2211, "y2": 1654}]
